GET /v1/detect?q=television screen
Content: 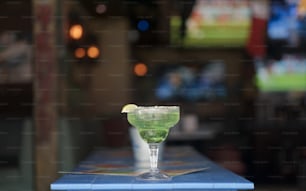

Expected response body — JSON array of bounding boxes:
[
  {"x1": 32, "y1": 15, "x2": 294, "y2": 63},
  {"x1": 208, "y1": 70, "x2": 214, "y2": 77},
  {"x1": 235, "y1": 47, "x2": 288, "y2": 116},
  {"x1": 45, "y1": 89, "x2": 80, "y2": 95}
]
[
  {"x1": 155, "y1": 61, "x2": 226, "y2": 102},
  {"x1": 170, "y1": 0, "x2": 252, "y2": 47},
  {"x1": 267, "y1": 0, "x2": 306, "y2": 48},
  {"x1": 255, "y1": 54, "x2": 306, "y2": 92}
]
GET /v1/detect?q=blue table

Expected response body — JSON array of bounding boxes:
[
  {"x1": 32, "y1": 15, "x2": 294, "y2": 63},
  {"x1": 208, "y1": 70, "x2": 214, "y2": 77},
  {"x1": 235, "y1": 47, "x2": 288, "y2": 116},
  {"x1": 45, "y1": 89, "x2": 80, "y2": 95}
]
[{"x1": 51, "y1": 147, "x2": 254, "y2": 191}]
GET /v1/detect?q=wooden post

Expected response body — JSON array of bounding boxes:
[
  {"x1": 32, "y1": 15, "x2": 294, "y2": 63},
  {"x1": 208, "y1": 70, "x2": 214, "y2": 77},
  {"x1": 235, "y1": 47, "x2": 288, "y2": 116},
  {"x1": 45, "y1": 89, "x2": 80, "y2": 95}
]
[{"x1": 33, "y1": 0, "x2": 58, "y2": 190}]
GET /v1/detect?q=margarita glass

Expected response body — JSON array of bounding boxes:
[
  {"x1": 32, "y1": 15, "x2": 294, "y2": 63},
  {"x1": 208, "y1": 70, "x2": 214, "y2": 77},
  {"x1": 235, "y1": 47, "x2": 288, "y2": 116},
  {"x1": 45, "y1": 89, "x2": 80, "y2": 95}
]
[{"x1": 124, "y1": 105, "x2": 180, "y2": 180}]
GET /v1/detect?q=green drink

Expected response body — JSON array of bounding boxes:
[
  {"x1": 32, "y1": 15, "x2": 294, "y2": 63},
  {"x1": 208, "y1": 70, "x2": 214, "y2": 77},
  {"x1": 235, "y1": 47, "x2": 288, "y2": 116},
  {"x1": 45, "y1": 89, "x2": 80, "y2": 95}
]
[
  {"x1": 138, "y1": 129, "x2": 168, "y2": 143},
  {"x1": 122, "y1": 105, "x2": 180, "y2": 180},
  {"x1": 127, "y1": 106, "x2": 179, "y2": 143}
]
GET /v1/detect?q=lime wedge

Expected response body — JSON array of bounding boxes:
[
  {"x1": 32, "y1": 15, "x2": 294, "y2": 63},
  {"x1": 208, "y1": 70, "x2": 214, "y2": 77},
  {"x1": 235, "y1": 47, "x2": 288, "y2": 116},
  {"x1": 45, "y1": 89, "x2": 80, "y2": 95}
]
[{"x1": 121, "y1": 104, "x2": 138, "y2": 113}]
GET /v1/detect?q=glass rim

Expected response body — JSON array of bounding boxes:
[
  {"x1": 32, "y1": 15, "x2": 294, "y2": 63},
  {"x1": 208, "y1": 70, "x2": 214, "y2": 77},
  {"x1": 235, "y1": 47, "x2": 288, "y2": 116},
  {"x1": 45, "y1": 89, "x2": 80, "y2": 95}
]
[
  {"x1": 136, "y1": 105, "x2": 179, "y2": 109},
  {"x1": 130, "y1": 106, "x2": 180, "y2": 112}
]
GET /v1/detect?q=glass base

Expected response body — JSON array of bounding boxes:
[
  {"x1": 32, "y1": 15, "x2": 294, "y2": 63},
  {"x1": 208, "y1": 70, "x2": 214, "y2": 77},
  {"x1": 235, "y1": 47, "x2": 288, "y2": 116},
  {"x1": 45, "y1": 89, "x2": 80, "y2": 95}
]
[{"x1": 137, "y1": 171, "x2": 171, "y2": 181}]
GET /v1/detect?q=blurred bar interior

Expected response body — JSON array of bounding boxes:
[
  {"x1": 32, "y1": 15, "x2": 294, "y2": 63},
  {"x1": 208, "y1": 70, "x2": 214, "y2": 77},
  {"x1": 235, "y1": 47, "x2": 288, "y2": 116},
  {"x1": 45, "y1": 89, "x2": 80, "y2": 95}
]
[{"x1": 0, "y1": 0, "x2": 306, "y2": 190}]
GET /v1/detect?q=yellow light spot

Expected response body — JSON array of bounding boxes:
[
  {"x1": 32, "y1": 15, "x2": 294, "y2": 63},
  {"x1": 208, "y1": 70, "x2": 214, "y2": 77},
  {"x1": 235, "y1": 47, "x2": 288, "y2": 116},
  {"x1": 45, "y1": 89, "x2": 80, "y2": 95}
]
[
  {"x1": 74, "y1": 48, "x2": 86, "y2": 58},
  {"x1": 69, "y1": 24, "x2": 83, "y2": 40},
  {"x1": 87, "y1": 46, "x2": 100, "y2": 59},
  {"x1": 134, "y1": 63, "x2": 148, "y2": 77},
  {"x1": 298, "y1": 0, "x2": 306, "y2": 16}
]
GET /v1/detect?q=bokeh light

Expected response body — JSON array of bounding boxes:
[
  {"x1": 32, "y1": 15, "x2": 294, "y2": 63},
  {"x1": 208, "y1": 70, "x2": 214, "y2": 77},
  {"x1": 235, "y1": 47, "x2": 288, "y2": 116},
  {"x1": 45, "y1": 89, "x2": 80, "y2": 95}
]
[
  {"x1": 74, "y1": 47, "x2": 86, "y2": 59},
  {"x1": 96, "y1": 4, "x2": 107, "y2": 14},
  {"x1": 87, "y1": 45, "x2": 100, "y2": 58},
  {"x1": 134, "y1": 63, "x2": 148, "y2": 76},
  {"x1": 69, "y1": 24, "x2": 83, "y2": 40},
  {"x1": 137, "y1": 20, "x2": 150, "y2": 32}
]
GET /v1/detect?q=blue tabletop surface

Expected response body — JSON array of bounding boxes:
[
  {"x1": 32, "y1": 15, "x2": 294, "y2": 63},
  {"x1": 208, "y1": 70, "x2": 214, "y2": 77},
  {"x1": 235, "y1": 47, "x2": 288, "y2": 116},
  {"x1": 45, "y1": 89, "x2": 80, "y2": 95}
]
[{"x1": 51, "y1": 147, "x2": 254, "y2": 190}]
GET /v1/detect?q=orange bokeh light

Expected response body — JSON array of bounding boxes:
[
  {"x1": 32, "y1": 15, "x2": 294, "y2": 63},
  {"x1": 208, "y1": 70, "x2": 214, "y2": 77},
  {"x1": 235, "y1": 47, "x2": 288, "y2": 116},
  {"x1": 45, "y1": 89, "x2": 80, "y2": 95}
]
[
  {"x1": 74, "y1": 47, "x2": 86, "y2": 58},
  {"x1": 134, "y1": 63, "x2": 148, "y2": 76},
  {"x1": 87, "y1": 46, "x2": 100, "y2": 59},
  {"x1": 69, "y1": 24, "x2": 83, "y2": 40}
]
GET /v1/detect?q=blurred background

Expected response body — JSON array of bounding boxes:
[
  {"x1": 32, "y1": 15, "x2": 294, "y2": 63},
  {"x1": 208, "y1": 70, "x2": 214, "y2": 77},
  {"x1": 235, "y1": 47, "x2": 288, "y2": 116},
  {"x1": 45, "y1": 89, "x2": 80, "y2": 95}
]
[{"x1": 0, "y1": 0, "x2": 306, "y2": 190}]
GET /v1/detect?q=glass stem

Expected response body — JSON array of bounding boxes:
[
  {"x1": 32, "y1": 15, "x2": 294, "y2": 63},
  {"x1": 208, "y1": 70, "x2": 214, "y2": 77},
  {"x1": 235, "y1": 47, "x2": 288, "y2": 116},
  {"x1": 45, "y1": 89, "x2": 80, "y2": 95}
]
[{"x1": 148, "y1": 143, "x2": 159, "y2": 173}]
